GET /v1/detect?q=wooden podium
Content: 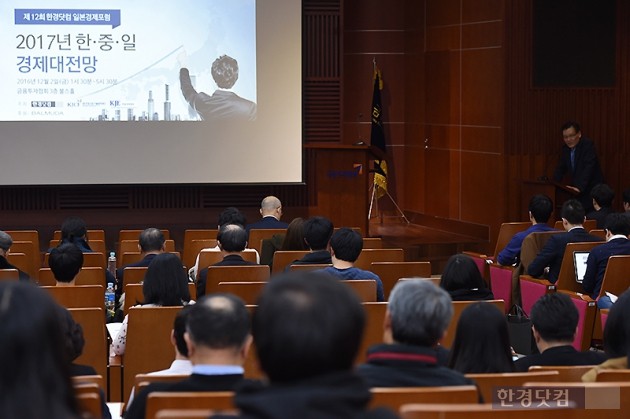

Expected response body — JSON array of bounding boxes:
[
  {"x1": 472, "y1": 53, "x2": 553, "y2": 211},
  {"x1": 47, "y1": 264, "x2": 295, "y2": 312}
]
[
  {"x1": 522, "y1": 179, "x2": 578, "y2": 220},
  {"x1": 305, "y1": 143, "x2": 376, "y2": 234}
]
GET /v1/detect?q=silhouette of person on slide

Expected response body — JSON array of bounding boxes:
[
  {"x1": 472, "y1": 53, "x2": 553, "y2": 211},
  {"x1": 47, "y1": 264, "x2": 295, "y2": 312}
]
[{"x1": 179, "y1": 52, "x2": 256, "y2": 121}]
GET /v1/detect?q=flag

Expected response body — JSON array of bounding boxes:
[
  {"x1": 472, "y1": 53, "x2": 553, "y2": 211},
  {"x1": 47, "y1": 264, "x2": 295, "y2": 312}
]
[{"x1": 370, "y1": 67, "x2": 387, "y2": 198}]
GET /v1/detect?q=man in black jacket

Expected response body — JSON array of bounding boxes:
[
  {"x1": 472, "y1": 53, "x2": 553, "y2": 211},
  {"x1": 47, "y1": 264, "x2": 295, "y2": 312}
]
[
  {"x1": 0, "y1": 231, "x2": 30, "y2": 281},
  {"x1": 514, "y1": 293, "x2": 607, "y2": 371}
]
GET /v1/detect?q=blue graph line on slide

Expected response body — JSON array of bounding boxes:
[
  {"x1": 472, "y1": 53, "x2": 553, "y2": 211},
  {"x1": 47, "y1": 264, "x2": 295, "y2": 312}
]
[{"x1": 82, "y1": 45, "x2": 183, "y2": 97}]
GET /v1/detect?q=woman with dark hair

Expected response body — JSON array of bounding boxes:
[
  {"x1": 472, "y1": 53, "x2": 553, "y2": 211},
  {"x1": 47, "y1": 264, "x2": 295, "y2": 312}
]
[
  {"x1": 0, "y1": 281, "x2": 80, "y2": 419},
  {"x1": 58, "y1": 216, "x2": 92, "y2": 251},
  {"x1": 439, "y1": 254, "x2": 494, "y2": 301},
  {"x1": 112, "y1": 253, "x2": 192, "y2": 355},
  {"x1": 583, "y1": 290, "x2": 630, "y2": 381},
  {"x1": 448, "y1": 302, "x2": 514, "y2": 373},
  {"x1": 280, "y1": 217, "x2": 308, "y2": 251}
]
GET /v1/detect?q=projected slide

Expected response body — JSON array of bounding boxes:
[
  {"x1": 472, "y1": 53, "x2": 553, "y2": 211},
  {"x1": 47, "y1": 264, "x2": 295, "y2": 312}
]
[{"x1": 3, "y1": 0, "x2": 256, "y2": 121}]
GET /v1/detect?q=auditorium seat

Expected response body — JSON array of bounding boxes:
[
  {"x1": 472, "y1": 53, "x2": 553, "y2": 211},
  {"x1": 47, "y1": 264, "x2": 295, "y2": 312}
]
[
  {"x1": 122, "y1": 306, "x2": 183, "y2": 403},
  {"x1": 44, "y1": 252, "x2": 106, "y2": 270},
  {"x1": 43, "y1": 285, "x2": 104, "y2": 309},
  {"x1": 596, "y1": 370, "x2": 630, "y2": 382},
  {"x1": 591, "y1": 256, "x2": 630, "y2": 342},
  {"x1": 528, "y1": 365, "x2": 597, "y2": 382},
  {"x1": 289, "y1": 263, "x2": 332, "y2": 271},
  {"x1": 363, "y1": 237, "x2": 384, "y2": 249},
  {"x1": 196, "y1": 250, "x2": 258, "y2": 279},
  {"x1": 443, "y1": 300, "x2": 505, "y2": 349},
  {"x1": 400, "y1": 403, "x2": 576, "y2": 419},
  {"x1": 69, "y1": 308, "x2": 108, "y2": 380},
  {"x1": 354, "y1": 248, "x2": 404, "y2": 271},
  {"x1": 0, "y1": 269, "x2": 19, "y2": 281},
  {"x1": 118, "y1": 229, "x2": 170, "y2": 243},
  {"x1": 370, "y1": 261, "x2": 432, "y2": 299},
  {"x1": 120, "y1": 251, "x2": 180, "y2": 268},
  {"x1": 53, "y1": 229, "x2": 105, "y2": 242},
  {"x1": 38, "y1": 267, "x2": 105, "y2": 286},
  {"x1": 271, "y1": 250, "x2": 310, "y2": 274},
  {"x1": 122, "y1": 266, "x2": 149, "y2": 285},
  {"x1": 204, "y1": 265, "x2": 270, "y2": 295},
  {"x1": 183, "y1": 239, "x2": 217, "y2": 270},
  {"x1": 217, "y1": 281, "x2": 267, "y2": 305},
  {"x1": 6, "y1": 252, "x2": 30, "y2": 275},
  {"x1": 343, "y1": 279, "x2": 377, "y2": 302},
  {"x1": 132, "y1": 373, "x2": 188, "y2": 402},
  {"x1": 146, "y1": 392, "x2": 235, "y2": 419},
  {"x1": 247, "y1": 228, "x2": 287, "y2": 254},
  {"x1": 124, "y1": 283, "x2": 196, "y2": 314},
  {"x1": 369, "y1": 386, "x2": 479, "y2": 410},
  {"x1": 465, "y1": 371, "x2": 560, "y2": 402},
  {"x1": 554, "y1": 219, "x2": 596, "y2": 231},
  {"x1": 355, "y1": 302, "x2": 388, "y2": 365},
  {"x1": 8, "y1": 240, "x2": 40, "y2": 277}
]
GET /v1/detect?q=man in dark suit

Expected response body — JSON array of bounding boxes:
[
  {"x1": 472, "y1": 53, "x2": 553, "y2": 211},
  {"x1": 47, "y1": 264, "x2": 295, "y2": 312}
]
[
  {"x1": 124, "y1": 293, "x2": 251, "y2": 419},
  {"x1": 197, "y1": 224, "x2": 257, "y2": 297},
  {"x1": 552, "y1": 121, "x2": 604, "y2": 212},
  {"x1": 583, "y1": 213, "x2": 630, "y2": 308},
  {"x1": 245, "y1": 196, "x2": 288, "y2": 233},
  {"x1": 115, "y1": 228, "x2": 165, "y2": 299},
  {"x1": 357, "y1": 280, "x2": 475, "y2": 388},
  {"x1": 514, "y1": 293, "x2": 607, "y2": 371},
  {"x1": 527, "y1": 199, "x2": 601, "y2": 283},
  {"x1": 0, "y1": 231, "x2": 31, "y2": 281}
]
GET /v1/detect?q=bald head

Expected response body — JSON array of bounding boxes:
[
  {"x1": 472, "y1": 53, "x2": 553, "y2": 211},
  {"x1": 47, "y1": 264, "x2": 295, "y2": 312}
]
[
  {"x1": 260, "y1": 196, "x2": 282, "y2": 218},
  {"x1": 0, "y1": 231, "x2": 12, "y2": 255},
  {"x1": 186, "y1": 293, "x2": 250, "y2": 350}
]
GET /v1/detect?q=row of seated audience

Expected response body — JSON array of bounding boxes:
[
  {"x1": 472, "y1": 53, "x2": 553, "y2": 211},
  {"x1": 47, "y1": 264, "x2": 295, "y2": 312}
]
[{"x1": 4, "y1": 268, "x2": 630, "y2": 418}]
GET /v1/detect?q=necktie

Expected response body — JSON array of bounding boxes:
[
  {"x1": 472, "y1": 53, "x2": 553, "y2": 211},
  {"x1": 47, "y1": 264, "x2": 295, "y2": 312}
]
[{"x1": 570, "y1": 149, "x2": 575, "y2": 171}]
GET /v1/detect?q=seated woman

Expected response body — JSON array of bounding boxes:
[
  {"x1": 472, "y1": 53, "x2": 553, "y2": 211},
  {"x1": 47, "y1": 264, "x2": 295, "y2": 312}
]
[
  {"x1": 439, "y1": 254, "x2": 494, "y2": 301},
  {"x1": 112, "y1": 253, "x2": 192, "y2": 356},
  {"x1": 583, "y1": 289, "x2": 630, "y2": 381},
  {"x1": 0, "y1": 281, "x2": 81, "y2": 418},
  {"x1": 448, "y1": 302, "x2": 514, "y2": 373}
]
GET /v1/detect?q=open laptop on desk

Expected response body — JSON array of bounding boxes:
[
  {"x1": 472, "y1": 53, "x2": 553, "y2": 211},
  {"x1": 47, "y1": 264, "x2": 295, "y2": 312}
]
[{"x1": 573, "y1": 251, "x2": 589, "y2": 283}]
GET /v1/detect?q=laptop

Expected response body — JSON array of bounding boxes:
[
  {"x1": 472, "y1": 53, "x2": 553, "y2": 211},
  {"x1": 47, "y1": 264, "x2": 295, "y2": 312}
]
[{"x1": 573, "y1": 251, "x2": 590, "y2": 283}]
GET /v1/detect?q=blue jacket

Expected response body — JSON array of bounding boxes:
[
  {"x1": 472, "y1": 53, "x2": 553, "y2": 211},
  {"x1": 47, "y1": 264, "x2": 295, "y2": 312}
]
[
  {"x1": 582, "y1": 237, "x2": 630, "y2": 299},
  {"x1": 497, "y1": 223, "x2": 555, "y2": 266}
]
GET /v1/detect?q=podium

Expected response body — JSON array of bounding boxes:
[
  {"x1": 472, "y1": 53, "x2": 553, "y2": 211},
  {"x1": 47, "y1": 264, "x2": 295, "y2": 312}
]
[
  {"x1": 305, "y1": 143, "x2": 376, "y2": 234},
  {"x1": 522, "y1": 179, "x2": 578, "y2": 220}
]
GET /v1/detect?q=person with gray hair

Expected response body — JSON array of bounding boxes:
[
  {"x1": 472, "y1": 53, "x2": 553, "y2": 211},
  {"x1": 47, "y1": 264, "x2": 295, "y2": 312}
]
[
  {"x1": 357, "y1": 279, "x2": 474, "y2": 387},
  {"x1": 245, "y1": 196, "x2": 288, "y2": 233},
  {"x1": 0, "y1": 230, "x2": 30, "y2": 280},
  {"x1": 115, "y1": 227, "x2": 166, "y2": 298}
]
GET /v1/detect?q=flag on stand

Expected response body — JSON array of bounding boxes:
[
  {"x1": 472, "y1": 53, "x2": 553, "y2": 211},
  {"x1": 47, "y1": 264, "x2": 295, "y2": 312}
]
[{"x1": 370, "y1": 66, "x2": 387, "y2": 198}]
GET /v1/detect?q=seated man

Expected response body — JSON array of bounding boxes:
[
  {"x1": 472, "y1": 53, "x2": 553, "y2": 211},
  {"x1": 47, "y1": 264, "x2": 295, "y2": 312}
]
[
  {"x1": 583, "y1": 213, "x2": 630, "y2": 308},
  {"x1": 357, "y1": 279, "x2": 474, "y2": 387},
  {"x1": 317, "y1": 228, "x2": 385, "y2": 301},
  {"x1": 125, "y1": 293, "x2": 251, "y2": 419},
  {"x1": 527, "y1": 199, "x2": 601, "y2": 283},
  {"x1": 197, "y1": 224, "x2": 257, "y2": 298},
  {"x1": 127, "y1": 305, "x2": 193, "y2": 405},
  {"x1": 49, "y1": 243, "x2": 84, "y2": 286},
  {"x1": 624, "y1": 188, "x2": 630, "y2": 214},
  {"x1": 514, "y1": 293, "x2": 607, "y2": 371},
  {"x1": 212, "y1": 272, "x2": 397, "y2": 419},
  {"x1": 57, "y1": 216, "x2": 92, "y2": 251},
  {"x1": 288, "y1": 216, "x2": 334, "y2": 267},
  {"x1": 245, "y1": 196, "x2": 288, "y2": 233},
  {"x1": 586, "y1": 183, "x2": 615, "y2": 229},
  {"x1": 116, "y1": 228, "x2": 165, "y2": 297},
  {"x1": 497, "y1": 194, "x2": 554, "y2": 266},
  {"x1": 189, "y1": 207, "x2": 259, "y2": 280},
  {"x1": 0, "y1": 230, "x2": 31, "y2": 280}
]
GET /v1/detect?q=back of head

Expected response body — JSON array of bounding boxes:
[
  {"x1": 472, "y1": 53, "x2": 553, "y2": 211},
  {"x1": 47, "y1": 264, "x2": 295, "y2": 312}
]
[
  {"x1": 303, "y1": 216, "x2": 334, "y2": 251},
  {"x1": 330, "y1": 227, "x2": 363, "y2": 262},
  {"x1": 211, "y1": 55, "x2": 239, "y2": 89},
  {"x1": 173, "y1": 305, "x2": 193, "y2": 357},
  {"x1": 561, "y1": 199, "x2": 585, "y2": 225},
  {"x1": 603, "y1": 289, "x2": 630, "y2": 360},
  {"x1": 591, "y1": 184, "x2": 615, "y2": 208},
  {"x1": 217, "y1": 224, "x2": 248, "y2": 252},
  {"x1": 439, "y1": 254, "x2": 486, "y2": 292},
  {"x1": 280, "y1": 217, "x2": 308, "y2": 251},
  {"x1": 143, "y1": 253, "x2": 190, "y2": 305},
  {"x1": 186, "y1": 293, "x2": 249, "y2": 351},
  {"x1": 139, "y1": 228, "x2": 165, "y2": 252},
  {"x1": 529, "y1": 194, "x2": 553, "y2": 223},
  {"x1": 56, "y1": 305, "x2": 85, "y2": 362},
  {"x1": 0, "y1": 231, "x2": 13, "y2": 252},
  {"x1": 253, "y1": 271, "x2": 365, "y2": 382},
  {"x1": 448, "y1": 303, "x2": 513, "y2": 373},
  {"x1": 260, "y1": 196, "x2": 282, "y2": 218},
  {"x1": 388, "y1": 279, "x2": 452, "y2": 347},
  {"x1": 60, "y1": 216, "x2": 87, "y2": 242},
  {"x1": 0, "y1": 281, "x2": 79, "y2": 418},
  {"x1": 49, "y1": 243, "x2": 84, "y2": 282},
  {"x1": 604, "y1": 212, "x2": 630, "y2": 236},
  {"x1": 218, "y1": 207, "x2": 247, "y2": 228},
  {"x1": 530, "y1": 293, "x2": 578, "y2": 342}
]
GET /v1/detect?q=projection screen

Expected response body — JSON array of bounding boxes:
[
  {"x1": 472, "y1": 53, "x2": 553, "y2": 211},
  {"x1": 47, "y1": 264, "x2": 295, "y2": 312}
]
[{"x1": 0, "y1": 0, "x2": 302, "y2": 185}]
